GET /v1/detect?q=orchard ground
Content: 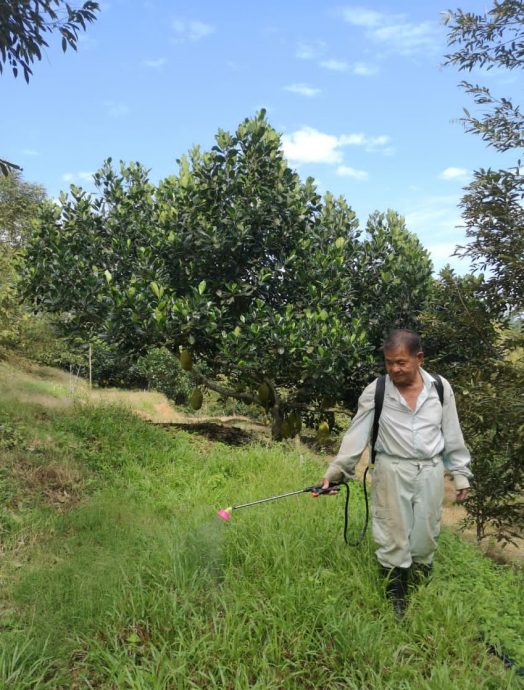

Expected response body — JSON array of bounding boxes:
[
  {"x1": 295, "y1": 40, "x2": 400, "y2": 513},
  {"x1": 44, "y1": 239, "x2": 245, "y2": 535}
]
[
  {"x1": 1, "y1": 355, "x2": 522, "y2": 689},
  {"x1": 3, "y1": 355, "x2": 521, "y2": 565}
]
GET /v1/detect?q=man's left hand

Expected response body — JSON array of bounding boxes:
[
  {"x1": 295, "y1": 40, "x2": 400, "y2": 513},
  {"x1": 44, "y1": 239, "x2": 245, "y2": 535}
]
[{"x1": 455, "y1": 488, "x2": 469, "y2": 502}]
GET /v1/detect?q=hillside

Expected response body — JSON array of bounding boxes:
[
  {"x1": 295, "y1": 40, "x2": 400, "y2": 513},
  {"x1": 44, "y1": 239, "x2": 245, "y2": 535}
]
[{"x1": 0, "y1": 357, "x2": 522, "y2": 689}]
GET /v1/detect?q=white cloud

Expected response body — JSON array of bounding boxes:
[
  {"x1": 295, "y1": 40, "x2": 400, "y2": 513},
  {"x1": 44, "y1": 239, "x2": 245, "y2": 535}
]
[
  {"x1": 319, "y1": 58, "x2": 378, "y2": 76},
  {"x1": 340, "y1": 6, "x2": 441, "y2": 56},
  {"x1": 352, "y1": 61, "x2": 379, "y2": 76},
  {"x1": 282, "y1": 127, "x2": 342, "y2": 164},
  {"x1": 284, "y1": 83, "x2": 321, "y2": 97},
  {"x1": 295, "y1": 40, "x2": 326, "y2": 60},
  {"x1": 282, "y1": 126, "x2": 391, "y2": 164},
  {"x1": 21, "y1": 148, "x2": 39, "y2": 156},
  {"x1": 172, "y1": 18, "x2": 215, "y2": 42},
  {"x1": 336, "y1": 165, "x2": 368, "y2": 180},
  {"x1": 320, "y1": 59, "x2": 349, "y2": 72},
  {"x1": 341, "y1": 8, "x2": 383, "y2": 27},
  {"x1": 105, "y1": 101, "x2": 129, "y2": 118},
  {"x1": 61, "y1": 171, "x2": 94, "y2": 185},
  {"x1": 426, "y1": 242, "x2": 461, "y2": 260},
  {"x1": 143, "y1": 57, "x2": 167, "y2": 68},
  {"x1": 439, "y1": 166, "x2": 470, "y2": 180},
  {"x1": 373, "y1": 21, "x2": 439, "y2": 54},
  {"x1": 339, "y1": 132, "x2": 391, "y2": 151}
]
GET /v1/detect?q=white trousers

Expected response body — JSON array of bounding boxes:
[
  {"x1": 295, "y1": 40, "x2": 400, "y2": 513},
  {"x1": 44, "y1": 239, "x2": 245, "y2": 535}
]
[{"x1": 371, "y1": 455, "x2": 444, "y2": 569}]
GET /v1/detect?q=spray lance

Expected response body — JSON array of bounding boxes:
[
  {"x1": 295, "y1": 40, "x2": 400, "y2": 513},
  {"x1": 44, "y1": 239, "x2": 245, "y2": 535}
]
[{"x1": 217, "y1": 470, "x2": 370, "y2": 547}]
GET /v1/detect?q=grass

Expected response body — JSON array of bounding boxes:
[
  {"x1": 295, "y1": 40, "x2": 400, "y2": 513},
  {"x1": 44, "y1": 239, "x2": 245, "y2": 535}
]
[{"x1": 0, "y1": 359, "x2": 523, "y2": 689}]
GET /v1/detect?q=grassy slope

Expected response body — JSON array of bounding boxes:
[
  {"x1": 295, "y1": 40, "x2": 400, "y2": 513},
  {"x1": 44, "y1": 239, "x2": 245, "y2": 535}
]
[{"x1": 0, "y1": 359, "x2": 523, "y2": 689}]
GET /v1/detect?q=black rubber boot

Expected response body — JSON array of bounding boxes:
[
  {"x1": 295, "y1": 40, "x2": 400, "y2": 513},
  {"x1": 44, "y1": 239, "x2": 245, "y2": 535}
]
[
  {"x1": 380, "y1": 566, "x2": 409, "y2": 619},
  {"x1": 410, "y1": 562, "x2": 433, "y2": 588}
]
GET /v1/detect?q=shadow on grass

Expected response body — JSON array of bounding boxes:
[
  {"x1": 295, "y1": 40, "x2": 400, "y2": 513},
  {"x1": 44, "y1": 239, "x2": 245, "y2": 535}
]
[{"x1": 155, "y1": 421, "x2": 256, "y2": 446}]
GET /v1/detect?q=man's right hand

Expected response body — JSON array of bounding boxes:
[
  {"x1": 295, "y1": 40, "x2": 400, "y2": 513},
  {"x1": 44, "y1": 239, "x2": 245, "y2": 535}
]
[{"x1": 311, "y1": 479, "x2": 339, "y2": 496}]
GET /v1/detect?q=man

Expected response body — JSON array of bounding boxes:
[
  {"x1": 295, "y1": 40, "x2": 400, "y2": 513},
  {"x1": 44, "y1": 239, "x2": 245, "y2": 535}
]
[{"x1": 319, "y1": 329, "x2": 472, "y2": 617}]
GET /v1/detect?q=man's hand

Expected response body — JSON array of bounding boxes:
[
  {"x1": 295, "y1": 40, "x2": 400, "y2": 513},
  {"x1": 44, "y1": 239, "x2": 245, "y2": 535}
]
[
  {"x1": 311, "y1": 479, "x2": 339, "y2": 496},
  {"x1": 455, "y1": 488, "x2": 469, "y2": 502}
]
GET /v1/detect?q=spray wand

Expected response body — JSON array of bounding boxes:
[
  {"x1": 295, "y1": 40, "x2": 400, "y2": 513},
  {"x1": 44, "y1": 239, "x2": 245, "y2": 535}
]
[
  {"x1": 217, "y1": 482, "x2": 341, "y2": 522},
  {"x1": 217, "y1": 474, "x2": 370, "y2": 546}
]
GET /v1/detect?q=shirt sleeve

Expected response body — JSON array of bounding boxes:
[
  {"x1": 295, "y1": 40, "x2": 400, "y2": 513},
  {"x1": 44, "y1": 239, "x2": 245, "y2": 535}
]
[
  {"x1": 323, "y1": 381, "x2": 376, "y2": 483},
  {"x1": 441, "y1": 378, "x2": 473, "y2": 490}
]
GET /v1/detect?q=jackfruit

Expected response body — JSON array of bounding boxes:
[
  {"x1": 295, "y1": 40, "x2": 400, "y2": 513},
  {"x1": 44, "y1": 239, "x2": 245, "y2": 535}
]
[
  {"x1": 288, "y1": 411, "x2": 302, "y2": 436},
  {"x1": 180, "y1": 349, "x2": 193, "y2": 371},
  {"x1": 190, "y1": 388, "x2": 203, "y2": 410},
  {"x1": 257, "y1": 382, "x2": 271, "y2": 404},
  {"x1": 281, "y1": 418, "x2": 292, "y2": 439},
  {"x1": 317, "y1": 420, "x2": 330, "y2": 440}
]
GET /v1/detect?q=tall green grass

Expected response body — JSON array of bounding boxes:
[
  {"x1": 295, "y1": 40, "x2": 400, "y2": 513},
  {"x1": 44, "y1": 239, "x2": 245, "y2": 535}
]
[{"x1": 0, "y1": 398, "x2": 522, "y2": 689}]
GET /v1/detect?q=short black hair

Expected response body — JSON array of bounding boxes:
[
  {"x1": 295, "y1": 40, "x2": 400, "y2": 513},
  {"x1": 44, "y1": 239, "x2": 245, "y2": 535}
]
[{"x1": 383, "y1": 329, "x2": 422, "y2": 356}]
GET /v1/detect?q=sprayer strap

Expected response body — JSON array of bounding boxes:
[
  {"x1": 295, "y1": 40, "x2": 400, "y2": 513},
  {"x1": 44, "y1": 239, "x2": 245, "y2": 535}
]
[{"x1": 371, "y1": 375, "x2": 386, "y2": 466}]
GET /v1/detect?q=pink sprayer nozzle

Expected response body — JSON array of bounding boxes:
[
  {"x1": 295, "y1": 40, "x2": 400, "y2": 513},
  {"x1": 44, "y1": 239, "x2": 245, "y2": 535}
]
[{"x1": 217, "y1": 507, "x2": 232, "y2": 522}]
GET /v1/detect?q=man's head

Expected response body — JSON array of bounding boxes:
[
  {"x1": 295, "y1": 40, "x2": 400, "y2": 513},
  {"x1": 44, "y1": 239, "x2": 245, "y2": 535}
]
[{"x1": 383, "y1": 329, "x2": 423, "y2": 387}]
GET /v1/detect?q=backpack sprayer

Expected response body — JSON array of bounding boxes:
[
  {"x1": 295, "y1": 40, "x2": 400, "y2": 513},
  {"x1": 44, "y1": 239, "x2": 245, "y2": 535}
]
[{"x1": 217, "y1": 471, "x2": 370, "y2": 546}]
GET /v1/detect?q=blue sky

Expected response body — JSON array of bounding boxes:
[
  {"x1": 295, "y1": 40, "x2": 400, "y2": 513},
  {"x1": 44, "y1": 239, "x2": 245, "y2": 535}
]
[{"x1": 2, "y1": 0, "x2": 518, "y2": 273}]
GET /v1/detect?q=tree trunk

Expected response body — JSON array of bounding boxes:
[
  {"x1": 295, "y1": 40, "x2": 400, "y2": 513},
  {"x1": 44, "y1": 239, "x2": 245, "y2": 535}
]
[{"x1": 270, "y1": 403, "x2": 284, "y2": 441}]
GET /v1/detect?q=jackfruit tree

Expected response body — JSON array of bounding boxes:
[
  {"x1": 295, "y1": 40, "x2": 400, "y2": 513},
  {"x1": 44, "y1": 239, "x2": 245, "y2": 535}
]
[{"x1": 21, "y1": 112, "x2": 432, "y2": 439}]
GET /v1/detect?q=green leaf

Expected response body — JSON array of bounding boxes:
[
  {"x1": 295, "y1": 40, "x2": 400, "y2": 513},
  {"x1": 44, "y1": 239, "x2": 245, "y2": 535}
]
[{"x1": 150, "y1": 281, "x2": 163, "y2": 298}]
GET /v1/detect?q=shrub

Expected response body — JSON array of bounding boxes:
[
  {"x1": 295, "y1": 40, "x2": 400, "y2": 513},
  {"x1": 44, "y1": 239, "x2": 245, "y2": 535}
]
[{"x1": 134, "y1": 347, "x2": 192, "y2": 404}]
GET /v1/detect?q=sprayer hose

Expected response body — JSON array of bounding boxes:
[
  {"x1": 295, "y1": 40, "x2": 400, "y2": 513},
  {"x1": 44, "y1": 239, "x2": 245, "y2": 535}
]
[{"x1": 342, "y1": 466, "x2": 370, "y2": 547}]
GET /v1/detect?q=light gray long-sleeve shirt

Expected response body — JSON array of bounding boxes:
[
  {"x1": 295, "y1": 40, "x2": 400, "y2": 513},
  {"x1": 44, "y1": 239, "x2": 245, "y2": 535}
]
[{"x1": 323, "y1": 368, "x2": 473, "y2": 490}]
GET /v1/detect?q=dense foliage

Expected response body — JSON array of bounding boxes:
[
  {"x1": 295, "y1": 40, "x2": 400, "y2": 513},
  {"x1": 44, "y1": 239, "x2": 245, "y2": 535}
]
[
  {"x1": 459, "y1": 359, "x2": 524, "y2": 544},
  {"x1": 444, "y1": 0, "x2": 524, "y2": 311},
  {"x1": 420, "y1": 268, "x2": 502, "y2": 377},
  {"x1": 441, "y1": 0, "x2": 524, "y2": 544},
  {"x1": 22, "y1": 112, "x2": 433, "y2": 437},
  {"x1": 420, "y1": 270, "x2": 523, "y2": 545},
  {"x1": 134, "y1": 347, "x2": 192, "y2": 404},
  {"x1": 0, "y1": 173, "x2": 46, "y2": 351}
]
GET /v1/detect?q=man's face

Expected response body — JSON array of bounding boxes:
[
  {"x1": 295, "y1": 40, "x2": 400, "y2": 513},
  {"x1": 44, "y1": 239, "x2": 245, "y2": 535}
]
[{"x1": 384, "y1": 346, "x2": 423, "y2": 386}]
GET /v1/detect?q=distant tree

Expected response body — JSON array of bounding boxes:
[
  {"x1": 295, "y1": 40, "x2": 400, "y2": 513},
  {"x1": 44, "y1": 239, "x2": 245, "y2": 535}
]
[
  {"x1": 0, "y1": 171, "x2": 46, "y2": 247},
  {"x1": 459, "y1": 358, "x2": 524, "y2": 545},
  {"x1": 0, "y1": 0, "x2": 100, "y2": 175},
  {"x1": 419, "y1": 267, "x2": 502, "y2": 379},
  {"x1": 0, "y1": 172, "x2": 46, "y2": 348},
  {"x1": 444, "y1": 0, "x2": 524, "y2": 311},
  {"x1": 354, "y1": 210, "x2": 433, "y2": 349},
  {"x1": 22, "y1": 113, "x2": 432, "y2": 438}
]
